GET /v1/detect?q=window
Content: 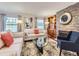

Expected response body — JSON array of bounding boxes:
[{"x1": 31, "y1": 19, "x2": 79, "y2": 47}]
[
  {"x1": 4, "y1": 16, "x2": 18, "y2": 32},
  {"x1": 37, "y1": 19, "x2": 44, "y2": 30}
]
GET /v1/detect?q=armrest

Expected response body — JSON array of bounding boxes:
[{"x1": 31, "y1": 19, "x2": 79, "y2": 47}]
[
  {"x1": 61, "y1": 41, "x2": 74, "y2": 45},
  {"x1": 57, "y1": 39, "x2": 73, "y2": 43},
  {"x1": 57, "y1": 40, "x2": 74, "y2": 48},
  {"x1": 60, "y1": 41, "x2": 75, "y2": 49}
]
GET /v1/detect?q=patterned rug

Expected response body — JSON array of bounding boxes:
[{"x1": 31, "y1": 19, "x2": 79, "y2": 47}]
[{"x1": 21, "y1": 38, "x2": 77, "y2": 56}]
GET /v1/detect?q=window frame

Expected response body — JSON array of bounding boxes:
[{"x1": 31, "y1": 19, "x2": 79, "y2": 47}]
[
  {"x1": 4, "y1": 16, "x2": 18, "y2": 32},
  {"x1": 36, "y1": 18, "x2": 45, "y2": 30}
]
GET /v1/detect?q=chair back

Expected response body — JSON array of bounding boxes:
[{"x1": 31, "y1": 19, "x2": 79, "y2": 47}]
[
  {"x1": 57, "y1": 30, "x2": 72, "y2": 41},
  {"x1": 70, "y1": 31, "x2": 79, "y2": 43}
]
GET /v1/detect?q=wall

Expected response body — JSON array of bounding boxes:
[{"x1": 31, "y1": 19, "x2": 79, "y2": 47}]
[
  {"x1": 0, "y1": 12, "x2": 47, "y2": 32},
  {"x1": 0, "y1": 12, "x2": 36, "y2": 32},
  {"x1": 56, "y1": 3, "x2": 79, "y2": 32}
]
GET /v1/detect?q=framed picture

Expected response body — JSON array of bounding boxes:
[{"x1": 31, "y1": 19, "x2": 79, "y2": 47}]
[{"x1": 25, "y1": 17, "x2": 33, "y2": 29}]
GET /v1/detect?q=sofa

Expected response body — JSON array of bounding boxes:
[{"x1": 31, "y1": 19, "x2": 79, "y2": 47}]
[
  {"x1": 24, "y1": 29, "x2": 46, "y2": 41},
  {"x1": 0, "y1": 32, "x2": 23, "y2": 56}
]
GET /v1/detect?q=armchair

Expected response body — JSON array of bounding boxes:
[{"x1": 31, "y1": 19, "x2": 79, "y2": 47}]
[{"x1": 57, "y1": 31, "x2": 79, "y2": 56}]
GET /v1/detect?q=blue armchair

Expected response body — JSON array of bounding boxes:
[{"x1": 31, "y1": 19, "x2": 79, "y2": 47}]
[{"x1": 57, "y1": 31, "x2": 79, "y2": 56}]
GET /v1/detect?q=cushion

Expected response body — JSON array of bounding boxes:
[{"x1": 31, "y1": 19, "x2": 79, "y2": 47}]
[
  {"x1": 1, "y1": 32, "x2": 14, "y2": 47},
  {"x1": 34, "y1": 28, "x2": 39, "y2": 34},
  {"x1": 0, "y1": 33, "x2": 5, "y2": 49},
  {"x1": 70, "y1": 31, "x2": 79, "y2": 42}
]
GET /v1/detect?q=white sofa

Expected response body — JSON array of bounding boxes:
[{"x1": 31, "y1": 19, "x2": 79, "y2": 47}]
[
  {"x1": 0, "y1": 32, "x2": 23, "y2": 56},
  {"x1": 24, "y1": 29, "x2": 47, "y2": 41}
]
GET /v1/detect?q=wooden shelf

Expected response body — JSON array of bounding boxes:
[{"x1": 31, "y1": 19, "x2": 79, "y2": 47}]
[{"x1": 47, "y1": 15, "x2": 56, "y2": 39}]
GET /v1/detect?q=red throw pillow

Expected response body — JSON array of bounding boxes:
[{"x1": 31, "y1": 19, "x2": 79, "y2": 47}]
[
  {"x1": 34, "y1": 28, "x2": 39, "y2": 34},
  {"x1": 1, "y1": 32, "x2": 14, "y2": 47}
]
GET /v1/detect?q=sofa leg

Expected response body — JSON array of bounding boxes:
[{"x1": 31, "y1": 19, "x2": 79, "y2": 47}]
[
  {"x1": 59, "y1": 48, "x2": 62, "y2": 56},
  {"x1": 76, "y1": 52, "x2": 79, "y2": 56}
]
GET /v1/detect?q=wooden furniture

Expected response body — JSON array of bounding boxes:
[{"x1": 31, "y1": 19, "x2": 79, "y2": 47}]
[{"x1": 47, "y1": 15, "x2": 56, "y2": 39}]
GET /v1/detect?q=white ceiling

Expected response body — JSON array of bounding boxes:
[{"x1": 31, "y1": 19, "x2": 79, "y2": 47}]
[{"x1": 0, "y1": 2, "x2": 77, "y2": 17}]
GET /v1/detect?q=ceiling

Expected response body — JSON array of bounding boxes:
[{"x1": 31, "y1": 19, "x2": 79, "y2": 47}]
[{"x1": 0, "y1": 2, "x2": 77, "y2": 17}]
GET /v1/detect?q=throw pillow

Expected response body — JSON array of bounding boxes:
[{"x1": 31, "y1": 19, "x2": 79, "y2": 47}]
[
  {"x1": 34, "y1": 28, "x2": 39, "y2": 34},
  {"x1": 1, "y1": 32, "x2": 14, "y2": 47}
]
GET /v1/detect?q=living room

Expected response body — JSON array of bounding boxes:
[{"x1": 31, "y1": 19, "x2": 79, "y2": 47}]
[{"x1": 0, "y1": 2, "x2": 79, "y2": 56}]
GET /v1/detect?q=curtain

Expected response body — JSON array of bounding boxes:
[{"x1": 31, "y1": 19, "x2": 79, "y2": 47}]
[
  {"x1": 0, "y1": 14, "x2": 6, "y2": 31},
  {"x1": 18, "y1": 15, "x2": 24, "y2": 32}
]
